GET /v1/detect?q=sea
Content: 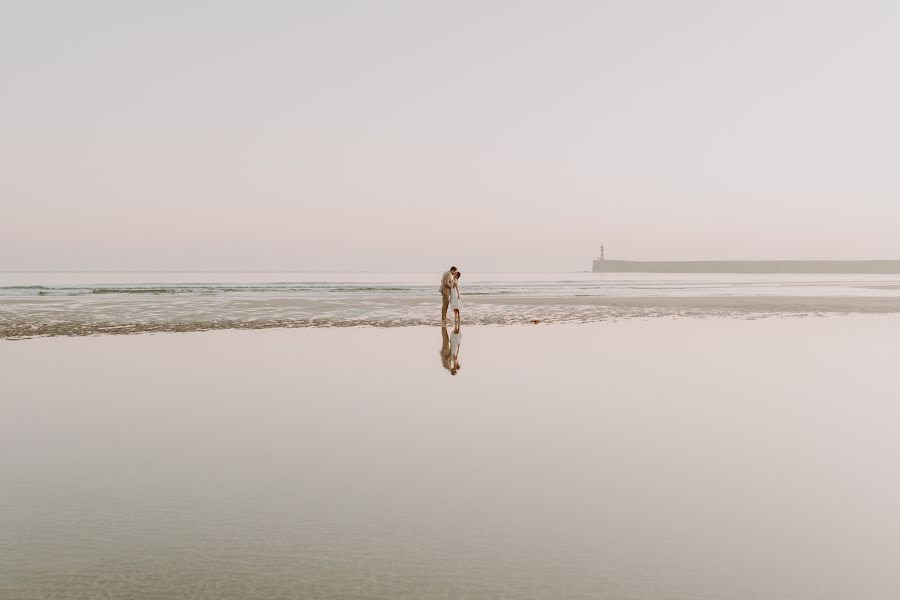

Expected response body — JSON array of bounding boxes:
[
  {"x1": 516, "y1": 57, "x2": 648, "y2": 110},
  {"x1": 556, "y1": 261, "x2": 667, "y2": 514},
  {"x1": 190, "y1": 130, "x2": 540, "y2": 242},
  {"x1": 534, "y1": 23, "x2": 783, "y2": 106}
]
[{"x1": 3, "y1": 271, "x2": 900, "y2": 339}]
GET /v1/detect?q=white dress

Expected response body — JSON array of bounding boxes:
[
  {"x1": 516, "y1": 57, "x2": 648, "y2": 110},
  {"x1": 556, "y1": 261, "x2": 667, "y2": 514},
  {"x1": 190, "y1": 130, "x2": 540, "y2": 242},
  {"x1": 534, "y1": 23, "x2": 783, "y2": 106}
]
[{"x1": 449, "y1": 280, "x2": 462, "y2": 310}]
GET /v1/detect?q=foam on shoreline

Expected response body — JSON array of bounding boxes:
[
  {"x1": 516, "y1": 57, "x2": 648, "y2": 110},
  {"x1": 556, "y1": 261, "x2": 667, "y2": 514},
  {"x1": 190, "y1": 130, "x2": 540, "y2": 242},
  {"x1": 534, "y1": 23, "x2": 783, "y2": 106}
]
[{"x1": 4, "y1": 295, "x2": 900, "y2": 339}]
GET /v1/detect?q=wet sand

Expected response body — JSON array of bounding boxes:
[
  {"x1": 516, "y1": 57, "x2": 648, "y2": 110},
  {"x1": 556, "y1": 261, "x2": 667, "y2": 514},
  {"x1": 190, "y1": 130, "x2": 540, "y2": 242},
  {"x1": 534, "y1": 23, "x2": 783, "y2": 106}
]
[
  {"x1": 2, "y1": 317, "x2": 900, "y2": 599},
  {"x1": 3, "y1": 294, "x2": 900, "y2": 339}
]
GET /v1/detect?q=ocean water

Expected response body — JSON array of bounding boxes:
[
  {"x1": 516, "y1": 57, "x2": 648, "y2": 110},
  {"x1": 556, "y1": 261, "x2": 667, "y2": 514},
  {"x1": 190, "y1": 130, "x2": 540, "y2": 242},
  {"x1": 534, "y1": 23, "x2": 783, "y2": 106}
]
[
  {"x1": 3, "y1": 319, "x2": 900, "y2": 599},
  {"x1": 2, "y1": 271, "x2": 900, "y2": 339}
]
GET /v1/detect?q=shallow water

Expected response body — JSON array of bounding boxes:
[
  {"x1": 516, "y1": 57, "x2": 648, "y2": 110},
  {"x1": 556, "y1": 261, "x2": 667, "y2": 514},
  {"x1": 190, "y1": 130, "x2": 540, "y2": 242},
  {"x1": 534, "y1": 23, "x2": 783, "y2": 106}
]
[
  {"x1": 2, "y1": 318, "x2": 900, "y2": 598},
  {"x1": 3, "y1": 271, "x2": 900, "y2": 339},
  {"x1": 5, "y1": 270, "x2": 900, "y2": 298}
]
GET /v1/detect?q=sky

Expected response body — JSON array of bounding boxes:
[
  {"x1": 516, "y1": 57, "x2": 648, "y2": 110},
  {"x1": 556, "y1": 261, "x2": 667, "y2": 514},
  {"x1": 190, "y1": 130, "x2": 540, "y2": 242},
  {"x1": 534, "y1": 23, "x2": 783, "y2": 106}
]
[{"x1": 2, "y1": 1, "x2": 899, "y2": 272}]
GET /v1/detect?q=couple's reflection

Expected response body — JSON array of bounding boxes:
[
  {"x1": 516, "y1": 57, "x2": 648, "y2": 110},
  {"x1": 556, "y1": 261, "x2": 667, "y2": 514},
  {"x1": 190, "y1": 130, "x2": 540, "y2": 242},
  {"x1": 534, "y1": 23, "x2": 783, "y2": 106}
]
[{"x1": 439, "y1": 324, "x2": 462, "y2": 375}]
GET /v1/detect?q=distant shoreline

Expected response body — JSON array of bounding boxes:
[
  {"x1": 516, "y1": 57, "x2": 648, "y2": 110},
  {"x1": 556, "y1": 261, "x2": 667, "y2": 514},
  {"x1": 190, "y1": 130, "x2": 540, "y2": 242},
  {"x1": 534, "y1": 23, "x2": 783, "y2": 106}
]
[{"x1": 593, "y1": 260, "x2": 900, "y2": 274}]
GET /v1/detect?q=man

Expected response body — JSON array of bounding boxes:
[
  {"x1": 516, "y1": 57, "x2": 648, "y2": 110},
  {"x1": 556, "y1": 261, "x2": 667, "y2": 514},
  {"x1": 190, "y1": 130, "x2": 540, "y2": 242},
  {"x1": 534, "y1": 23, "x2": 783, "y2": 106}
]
[{"x1": 439, "y1": 266, "x2": 457, "y2": 321}]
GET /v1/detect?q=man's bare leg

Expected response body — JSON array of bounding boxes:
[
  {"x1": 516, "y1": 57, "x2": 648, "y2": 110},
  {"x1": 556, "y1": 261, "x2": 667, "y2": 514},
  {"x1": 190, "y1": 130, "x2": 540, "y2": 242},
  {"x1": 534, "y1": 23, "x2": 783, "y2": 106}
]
[{"x1": 441, "y1": 294, "x2": 450, "y2": 321}]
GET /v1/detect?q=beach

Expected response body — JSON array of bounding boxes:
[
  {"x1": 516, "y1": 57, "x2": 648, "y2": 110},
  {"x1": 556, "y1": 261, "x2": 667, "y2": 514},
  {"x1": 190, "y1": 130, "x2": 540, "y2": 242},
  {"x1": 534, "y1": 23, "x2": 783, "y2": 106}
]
[
  {"x1": 8, "y1": 0, "x2": 900, "y2": 596},
  {"x1": 4, "y1": 271, "x2": 900, "y2": 339},
  {"x1": 3, "y1": 317, "x2": 900, "y2": 599}
]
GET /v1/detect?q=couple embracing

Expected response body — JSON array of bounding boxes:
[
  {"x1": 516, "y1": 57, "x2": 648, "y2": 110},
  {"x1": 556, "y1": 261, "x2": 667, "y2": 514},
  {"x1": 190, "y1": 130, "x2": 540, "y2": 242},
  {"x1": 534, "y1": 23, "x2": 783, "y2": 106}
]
[{"x1": 439, "y1": 266, "x2": 462, "y2": 322}]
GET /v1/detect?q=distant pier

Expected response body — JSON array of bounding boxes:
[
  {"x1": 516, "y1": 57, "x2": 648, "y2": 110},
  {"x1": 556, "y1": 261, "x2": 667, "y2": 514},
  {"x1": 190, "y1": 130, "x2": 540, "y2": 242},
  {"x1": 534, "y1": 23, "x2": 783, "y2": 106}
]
[{"x1": 592, "y1": 260, "x2": 900, "y2": 274}]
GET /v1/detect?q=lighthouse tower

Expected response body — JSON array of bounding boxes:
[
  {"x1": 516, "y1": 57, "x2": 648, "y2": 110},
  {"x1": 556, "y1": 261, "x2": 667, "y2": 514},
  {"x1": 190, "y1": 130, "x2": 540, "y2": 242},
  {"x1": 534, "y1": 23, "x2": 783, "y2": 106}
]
[{"x1": 600, "y1": 244, "x2": 605, "y2": 261}]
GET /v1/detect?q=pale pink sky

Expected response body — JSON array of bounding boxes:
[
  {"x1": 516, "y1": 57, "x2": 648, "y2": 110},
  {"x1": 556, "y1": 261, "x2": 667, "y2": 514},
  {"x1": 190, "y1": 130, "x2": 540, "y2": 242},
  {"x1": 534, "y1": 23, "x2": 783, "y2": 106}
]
[{"x1": 2, "y1": 1, "x2": 899, "y2": 271}]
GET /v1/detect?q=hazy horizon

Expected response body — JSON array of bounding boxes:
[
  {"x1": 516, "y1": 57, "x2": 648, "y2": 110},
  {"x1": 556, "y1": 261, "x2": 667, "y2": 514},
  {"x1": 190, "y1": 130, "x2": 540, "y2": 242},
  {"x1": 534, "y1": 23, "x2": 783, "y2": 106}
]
[
  {"x1": 4, "y1": 1, "x2": 900, "y2": 272},
  {"x1": 8, "y1": 256, "x2": 900, "y2": 276}
]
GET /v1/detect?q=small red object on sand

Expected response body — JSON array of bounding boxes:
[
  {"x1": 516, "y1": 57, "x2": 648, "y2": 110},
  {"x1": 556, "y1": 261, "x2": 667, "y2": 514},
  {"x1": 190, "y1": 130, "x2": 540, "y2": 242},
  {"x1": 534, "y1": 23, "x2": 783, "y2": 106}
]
[{"x1": 531, "y1": 319, "x2": 541, "y2": 324}]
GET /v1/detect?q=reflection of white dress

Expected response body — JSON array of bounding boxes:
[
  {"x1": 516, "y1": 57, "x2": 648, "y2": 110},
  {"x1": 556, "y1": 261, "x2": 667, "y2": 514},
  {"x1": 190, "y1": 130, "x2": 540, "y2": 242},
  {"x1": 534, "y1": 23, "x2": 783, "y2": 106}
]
[
  {"x1": 449, "y1": 328, "x2": 462, "y2": 358},
  {"x1": 449, "y1": 281, "x2": 462, "y2": 310}
]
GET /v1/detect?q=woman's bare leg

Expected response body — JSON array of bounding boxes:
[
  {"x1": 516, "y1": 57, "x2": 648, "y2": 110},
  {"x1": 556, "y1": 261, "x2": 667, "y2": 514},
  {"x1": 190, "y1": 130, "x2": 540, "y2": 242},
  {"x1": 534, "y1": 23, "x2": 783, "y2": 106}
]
[{"x1": 454, "y1": 309, "x2": 460, "y2": 321}]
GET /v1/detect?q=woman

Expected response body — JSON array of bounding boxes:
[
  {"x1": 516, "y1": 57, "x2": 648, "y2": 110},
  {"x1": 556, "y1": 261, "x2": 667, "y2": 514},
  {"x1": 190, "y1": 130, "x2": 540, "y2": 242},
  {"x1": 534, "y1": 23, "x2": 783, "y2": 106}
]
[{"x1": 449, "y1": 271, "x2": 462, "y2": 321}]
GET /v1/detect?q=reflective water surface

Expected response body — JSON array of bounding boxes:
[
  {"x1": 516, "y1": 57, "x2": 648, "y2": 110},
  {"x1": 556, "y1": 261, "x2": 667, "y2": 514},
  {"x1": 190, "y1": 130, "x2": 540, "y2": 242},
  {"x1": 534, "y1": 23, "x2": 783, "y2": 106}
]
[{"x1": 2, "y1": 318, "x2": 900, "y2": 599}]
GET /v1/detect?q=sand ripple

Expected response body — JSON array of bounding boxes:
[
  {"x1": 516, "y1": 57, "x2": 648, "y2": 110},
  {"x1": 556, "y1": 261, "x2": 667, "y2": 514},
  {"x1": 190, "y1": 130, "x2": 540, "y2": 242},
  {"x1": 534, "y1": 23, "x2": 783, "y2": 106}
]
[{"x1": 3, "y1": 295, "x2": 900, "y2": 339}]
